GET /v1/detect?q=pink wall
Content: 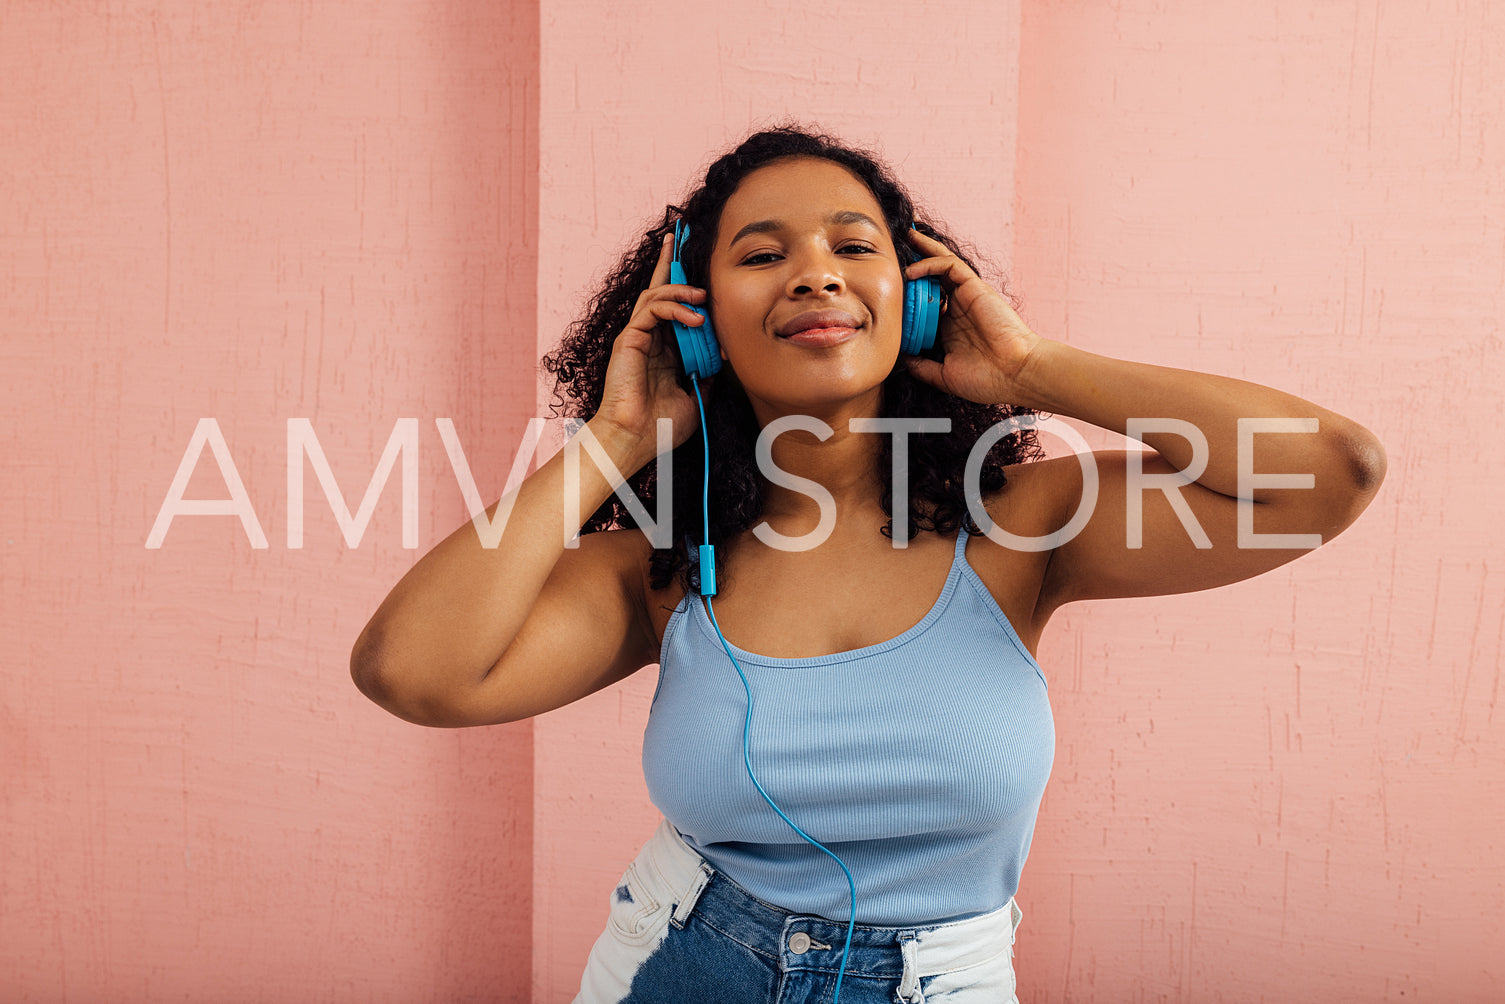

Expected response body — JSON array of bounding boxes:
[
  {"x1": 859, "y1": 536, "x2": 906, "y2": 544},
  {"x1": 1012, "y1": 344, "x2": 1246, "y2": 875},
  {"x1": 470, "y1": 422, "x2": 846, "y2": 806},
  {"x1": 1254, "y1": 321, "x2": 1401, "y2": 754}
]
[
  {"x1": 1, "y1": 3, "x2": 538, "y2": 1000},
  {"x1": 4, "y1": 2, "x2": 1502, "y2": 1002},
  {"x1": 1012, "y1": 3, "x2": 1504, "y2": 999}
]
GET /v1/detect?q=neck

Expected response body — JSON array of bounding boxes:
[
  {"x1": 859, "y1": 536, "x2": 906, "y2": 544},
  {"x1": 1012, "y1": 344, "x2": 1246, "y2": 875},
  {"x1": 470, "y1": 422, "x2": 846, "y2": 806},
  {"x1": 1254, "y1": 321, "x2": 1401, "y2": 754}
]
[{"x1": 747, "y1": 388, "x2": 889, "y2": 536}]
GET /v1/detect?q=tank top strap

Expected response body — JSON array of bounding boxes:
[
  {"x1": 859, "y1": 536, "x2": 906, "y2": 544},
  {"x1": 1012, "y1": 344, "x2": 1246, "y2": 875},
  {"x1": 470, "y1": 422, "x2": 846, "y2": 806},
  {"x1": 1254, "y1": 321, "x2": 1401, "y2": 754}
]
[{"x1": 953, "y1": 523, "x2": 971, "y2": 562}]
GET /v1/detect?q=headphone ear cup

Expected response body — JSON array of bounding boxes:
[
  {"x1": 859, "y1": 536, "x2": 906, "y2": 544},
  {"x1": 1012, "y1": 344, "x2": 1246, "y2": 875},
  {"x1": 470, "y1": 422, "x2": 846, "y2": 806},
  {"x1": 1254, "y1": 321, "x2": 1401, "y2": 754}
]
[
  {"x1": 672, "y1": 308, "x2": 721, "y2": 379},
  {"x1": 668, "y1": 258, "x2": 722, "y2": 379},
  {"x1": 901, "y1": 275, "x2": 943, "y2": 355}
]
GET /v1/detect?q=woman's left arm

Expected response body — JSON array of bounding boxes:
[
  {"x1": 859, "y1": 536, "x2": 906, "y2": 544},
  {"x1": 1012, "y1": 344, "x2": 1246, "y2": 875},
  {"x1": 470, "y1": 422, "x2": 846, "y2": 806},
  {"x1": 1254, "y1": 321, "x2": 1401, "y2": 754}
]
[{"x1": 903, "y1": 231, "x2": 1388, "y2": 610}]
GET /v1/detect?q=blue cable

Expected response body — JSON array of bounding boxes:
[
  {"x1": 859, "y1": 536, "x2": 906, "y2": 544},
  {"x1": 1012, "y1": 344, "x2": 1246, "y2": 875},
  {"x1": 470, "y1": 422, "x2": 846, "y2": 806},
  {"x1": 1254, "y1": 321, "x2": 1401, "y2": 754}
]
[{"x1": 689, "y1": 375, "x2": 858, "y2": 1003}]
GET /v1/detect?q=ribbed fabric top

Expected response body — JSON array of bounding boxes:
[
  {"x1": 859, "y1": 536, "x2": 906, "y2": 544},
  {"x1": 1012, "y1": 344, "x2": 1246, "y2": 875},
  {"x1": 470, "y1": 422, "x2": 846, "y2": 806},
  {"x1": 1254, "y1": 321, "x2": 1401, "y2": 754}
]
[{"x1": 641, "y1": 527, "x2": 1055, "y2": 926}]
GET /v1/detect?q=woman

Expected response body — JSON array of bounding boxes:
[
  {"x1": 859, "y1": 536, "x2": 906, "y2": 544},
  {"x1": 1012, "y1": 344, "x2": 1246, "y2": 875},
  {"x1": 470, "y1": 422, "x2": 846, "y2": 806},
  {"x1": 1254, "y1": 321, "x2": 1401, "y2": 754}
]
[{"x1": 350, "y1": 126, "x2": 1386, "y2": 1003}]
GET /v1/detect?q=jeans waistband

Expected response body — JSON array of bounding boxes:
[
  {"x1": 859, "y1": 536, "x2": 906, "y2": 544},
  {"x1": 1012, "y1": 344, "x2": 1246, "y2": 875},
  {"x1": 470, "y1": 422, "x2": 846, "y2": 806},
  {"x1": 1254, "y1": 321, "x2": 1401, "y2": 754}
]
[{"x1": 641, "y1": 818, "x2": 1021, "y2": 979}]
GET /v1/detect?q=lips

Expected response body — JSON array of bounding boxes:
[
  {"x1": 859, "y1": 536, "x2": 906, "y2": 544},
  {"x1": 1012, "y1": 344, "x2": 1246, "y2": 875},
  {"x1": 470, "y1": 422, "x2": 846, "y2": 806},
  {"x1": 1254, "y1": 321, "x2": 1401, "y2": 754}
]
[{"x1": 776, "y1": 309, "x2": 862, "y2": 338}]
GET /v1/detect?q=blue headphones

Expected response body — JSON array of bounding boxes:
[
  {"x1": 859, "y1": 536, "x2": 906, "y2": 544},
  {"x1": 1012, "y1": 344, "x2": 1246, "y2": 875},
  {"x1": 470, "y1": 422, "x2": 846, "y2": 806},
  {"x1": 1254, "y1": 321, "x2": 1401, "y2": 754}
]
[{"x1": 669, "y1": 218, "x2": 944, "y2": 379}]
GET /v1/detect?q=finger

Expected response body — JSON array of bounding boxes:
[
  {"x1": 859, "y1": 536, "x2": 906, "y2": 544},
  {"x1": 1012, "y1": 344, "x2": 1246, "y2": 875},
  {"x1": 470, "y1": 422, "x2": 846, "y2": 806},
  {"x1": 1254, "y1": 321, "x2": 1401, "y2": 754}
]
[
  {"x1": 903, "y1": 253, "x2": 977, "y2": 288},
  {"x1": 903, "y1": 354, "x2": 949, "y2": 392},
  {"x1": 644, "y1": 283, "x2": 706, "y2": 304},
  {"x1": 630, "y1": 298, "x2": 705, "y2": 333},
  {"x1": 904, "y1": 229, "x2": 977, "y2": 276},
  {"x1": 648, "y1": 231, "x2": 675, "y2": 288},
  {"x1": 906, "y1": 228, "x2": 956, "y2": 261},
  {"x1": 611, "y1": 326, "x2": 653, "y2": 355},
  {"x1": 631, "y1": 282, "x2": 707, "y2": 320},
  {"x1": 907, "y1": 227, "x2": 946, "y2": 250}
]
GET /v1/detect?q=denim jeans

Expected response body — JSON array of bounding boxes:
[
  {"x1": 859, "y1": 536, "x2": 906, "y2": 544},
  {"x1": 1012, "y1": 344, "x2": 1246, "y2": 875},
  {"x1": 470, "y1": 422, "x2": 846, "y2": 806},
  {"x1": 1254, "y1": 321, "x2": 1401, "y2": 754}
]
[{"x1": 575, "y1": 818, "x2": 1023, "y2": 1004}]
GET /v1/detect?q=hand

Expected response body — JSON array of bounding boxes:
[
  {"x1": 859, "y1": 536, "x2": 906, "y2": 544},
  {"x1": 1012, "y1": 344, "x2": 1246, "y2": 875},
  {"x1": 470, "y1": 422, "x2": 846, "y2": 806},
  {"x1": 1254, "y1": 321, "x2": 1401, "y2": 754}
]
[
  {"x1": 901, "y1": 229, "x2": 1044, "y2": 406},
  {"x1": 593, "y1": 231, "x2": 709, "y2": 465}
]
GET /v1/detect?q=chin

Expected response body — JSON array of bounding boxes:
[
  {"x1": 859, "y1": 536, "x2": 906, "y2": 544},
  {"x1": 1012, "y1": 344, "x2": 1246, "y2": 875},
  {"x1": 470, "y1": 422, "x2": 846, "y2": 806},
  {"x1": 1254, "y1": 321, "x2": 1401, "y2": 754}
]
[{"x1": 754, "y1": 374, "x2": 889, "y2": 418}]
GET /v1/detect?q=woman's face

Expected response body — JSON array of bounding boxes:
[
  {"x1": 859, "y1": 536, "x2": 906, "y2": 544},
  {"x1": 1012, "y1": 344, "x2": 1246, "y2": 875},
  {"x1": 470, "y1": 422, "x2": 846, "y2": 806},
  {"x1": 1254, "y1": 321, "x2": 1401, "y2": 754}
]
[{"x1": 706, "y1": 156, "x2": 905, "y2": 421}]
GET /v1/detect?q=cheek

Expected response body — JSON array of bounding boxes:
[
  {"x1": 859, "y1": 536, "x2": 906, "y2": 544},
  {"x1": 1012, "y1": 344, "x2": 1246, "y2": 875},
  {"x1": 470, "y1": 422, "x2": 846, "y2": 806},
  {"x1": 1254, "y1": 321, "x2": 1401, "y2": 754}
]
[
  {"x1": 872, "y1": 274, "x2": 907, "y2": 335},
  {"x1": 701, "y1": 292, "x2": 748, "y2": 366},
  {"x1": 706, "y1": 280, "x2": 769, "y2": 341}
]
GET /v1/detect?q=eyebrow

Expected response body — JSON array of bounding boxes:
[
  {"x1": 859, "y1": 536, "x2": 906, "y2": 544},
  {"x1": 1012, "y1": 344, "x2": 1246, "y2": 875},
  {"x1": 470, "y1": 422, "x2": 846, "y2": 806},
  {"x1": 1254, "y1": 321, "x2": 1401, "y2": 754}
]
[{"x1": 726, "y1": 210, "x2": 884, "y2": 248}]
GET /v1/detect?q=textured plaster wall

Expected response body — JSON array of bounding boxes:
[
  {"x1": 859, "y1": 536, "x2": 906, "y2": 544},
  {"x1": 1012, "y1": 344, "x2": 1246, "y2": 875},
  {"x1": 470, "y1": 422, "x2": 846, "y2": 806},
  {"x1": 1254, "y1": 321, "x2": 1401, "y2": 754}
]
[
  {"x1": 1012, "y1": 3, "x2": 1503, "y2": 999},
  {"x1": 3, "y1": 1, "x2": 1502, "y2": 1002},
  {"x1": 1, "y1": 3, "x2": 538, "y2": 1000}
]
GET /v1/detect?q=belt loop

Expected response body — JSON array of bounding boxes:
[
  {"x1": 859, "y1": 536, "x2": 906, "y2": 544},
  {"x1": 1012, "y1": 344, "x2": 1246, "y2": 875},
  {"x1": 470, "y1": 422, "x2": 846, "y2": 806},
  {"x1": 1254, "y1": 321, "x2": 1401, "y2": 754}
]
[
  {"x1": 894, "y1": 930, "x2": 925, "y2": 1003},
  {"x1": 670, "y1": 862, "x2": 714, "y2": 930}
]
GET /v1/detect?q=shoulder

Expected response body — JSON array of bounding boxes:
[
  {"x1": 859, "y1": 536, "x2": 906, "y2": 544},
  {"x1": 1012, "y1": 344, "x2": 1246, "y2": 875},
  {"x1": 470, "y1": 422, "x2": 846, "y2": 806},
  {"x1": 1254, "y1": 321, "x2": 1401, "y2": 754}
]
[
  {"x1": 582, "y1": 529, "x2": 690, "y2": 650},
  {"x1": 981, "y1": 453, "x2": 1090, "y2": 535},
  {"x1": 987, "y1": 454, "x2": 1083, "y2": 514},
  {"x1": 558, "y1": 528, "x2": 667, "y2": 656},
  {"x1": 961, "y1": 456, "x2": 1087, "y2": 649},
  {"x1": 563, "y1": 525, "x2": 658, "y2": 580}
]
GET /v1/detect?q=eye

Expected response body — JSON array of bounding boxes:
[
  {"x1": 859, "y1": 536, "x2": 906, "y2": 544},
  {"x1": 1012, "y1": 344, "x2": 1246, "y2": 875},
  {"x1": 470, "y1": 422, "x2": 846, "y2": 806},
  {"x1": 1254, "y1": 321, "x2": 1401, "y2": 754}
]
[
  {"x1": 740, "y1": 251, "x2": 784, "y2": 266},
  {"x1": 837, "y1": 243, "x2": 878, "y2": 255}
]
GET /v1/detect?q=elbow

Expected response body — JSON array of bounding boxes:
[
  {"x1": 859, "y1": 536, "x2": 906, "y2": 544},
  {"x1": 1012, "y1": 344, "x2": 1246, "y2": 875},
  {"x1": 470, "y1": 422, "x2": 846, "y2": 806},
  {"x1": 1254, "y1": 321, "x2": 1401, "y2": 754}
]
[
  {"x1": 1354, "y1": 437, "x2": 1387, "y2": 497},
  {"x1": 1314, "y1": 425, "x2": 1386, "y2": 532},
  {"x1": 349, "y1": 622, "x2": 482, "y2": 728},
  {"x1": 350, "y1": 622, "x2": 396, "y2": 709},
  {"x1": 349, "y1": 622, "x2": 425, "y2": 721},
  {"x1": 1342, "y1": 426, "x2": 1388, "y2": 499}
]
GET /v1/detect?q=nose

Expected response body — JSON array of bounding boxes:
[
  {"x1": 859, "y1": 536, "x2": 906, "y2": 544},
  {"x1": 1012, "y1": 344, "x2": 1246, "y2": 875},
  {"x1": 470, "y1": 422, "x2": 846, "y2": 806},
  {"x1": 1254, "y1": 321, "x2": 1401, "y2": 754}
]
[{"x1": 785, "y1": 245, "x2": 845, "y2": 297}]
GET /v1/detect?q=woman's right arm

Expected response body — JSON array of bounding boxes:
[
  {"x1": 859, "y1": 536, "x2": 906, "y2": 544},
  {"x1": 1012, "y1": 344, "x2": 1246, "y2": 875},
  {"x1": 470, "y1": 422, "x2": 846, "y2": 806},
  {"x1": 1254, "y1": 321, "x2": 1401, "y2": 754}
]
[
  {"x1": 349, "y1": 233, "x2": 707, "y2": 727},
  {"x1": 349, "y1": 424, "x2": 656, "y2": 727}
]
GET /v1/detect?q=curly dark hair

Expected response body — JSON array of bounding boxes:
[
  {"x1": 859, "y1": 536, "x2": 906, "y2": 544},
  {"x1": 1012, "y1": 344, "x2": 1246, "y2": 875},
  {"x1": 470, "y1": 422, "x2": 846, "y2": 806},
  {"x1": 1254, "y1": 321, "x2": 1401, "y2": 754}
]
[{"x1": 541, "y1": 124, "x2": 1042, "y2": 592}]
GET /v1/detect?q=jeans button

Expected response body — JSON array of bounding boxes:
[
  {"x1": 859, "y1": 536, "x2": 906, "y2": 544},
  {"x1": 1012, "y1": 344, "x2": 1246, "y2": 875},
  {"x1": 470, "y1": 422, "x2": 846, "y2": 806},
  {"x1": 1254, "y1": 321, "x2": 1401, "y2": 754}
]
[{"x1": 788, "y1": 931, "x2": 811, "y2": 954}]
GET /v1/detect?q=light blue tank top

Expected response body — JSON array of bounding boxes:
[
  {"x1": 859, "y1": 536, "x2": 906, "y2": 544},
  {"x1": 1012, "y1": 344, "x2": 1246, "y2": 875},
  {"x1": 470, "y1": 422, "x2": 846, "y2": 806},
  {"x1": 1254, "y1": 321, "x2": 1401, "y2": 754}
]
[{"x1": 641, "y1": 527, "x2": 1055, "y2": 926}]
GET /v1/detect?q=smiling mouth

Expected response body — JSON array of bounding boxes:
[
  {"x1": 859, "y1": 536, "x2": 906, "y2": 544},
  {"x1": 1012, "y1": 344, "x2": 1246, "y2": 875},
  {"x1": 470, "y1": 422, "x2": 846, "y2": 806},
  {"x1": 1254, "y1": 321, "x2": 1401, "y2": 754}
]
[
  {"x1": 777, "y1": 308, "x2": 863, "y2": 346},
  {"x1": 782, "y1": 326, "x2": 858, "y2": 347}
]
